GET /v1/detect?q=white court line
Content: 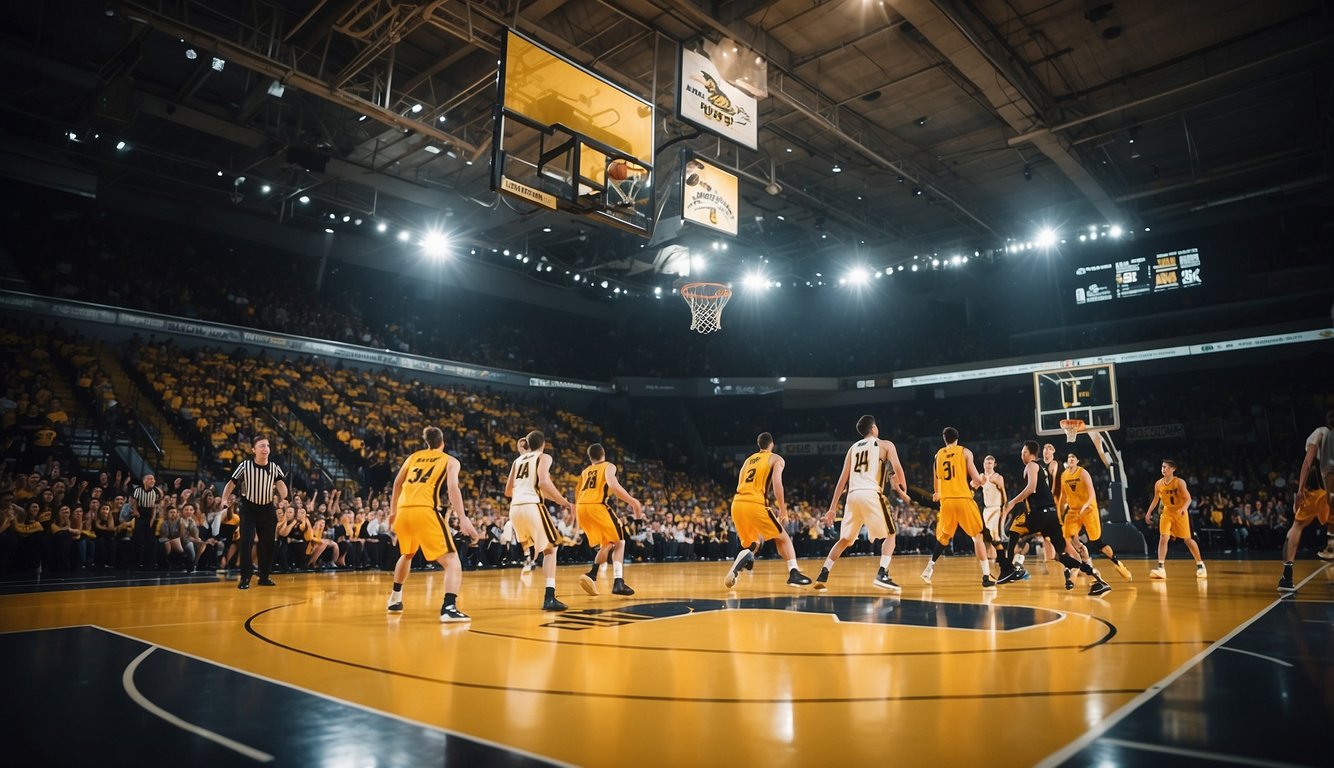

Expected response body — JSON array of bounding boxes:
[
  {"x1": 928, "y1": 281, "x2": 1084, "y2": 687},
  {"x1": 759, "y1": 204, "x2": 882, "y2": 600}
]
[
  {"x1": 93, "y1": 625, "x2": 575, "y2": 768},
  {"x1": 1099, "y1": 737, "x2": 1310, "y2": 768},
  {"x1": 1217, "y1": 646, "x2": 1294, "y2": 668},
  {"x1": 1036, "y1": 563, "x2": 1330, "y2": 768},
  {"x1": 122, "y1": 646, "x2": 274, "y2": 762}
]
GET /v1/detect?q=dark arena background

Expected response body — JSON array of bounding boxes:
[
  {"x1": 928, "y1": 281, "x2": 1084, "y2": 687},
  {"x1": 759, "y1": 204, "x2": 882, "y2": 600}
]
[{"x1": 1, "y1": 2, "x2": 1331, "y2": 766}]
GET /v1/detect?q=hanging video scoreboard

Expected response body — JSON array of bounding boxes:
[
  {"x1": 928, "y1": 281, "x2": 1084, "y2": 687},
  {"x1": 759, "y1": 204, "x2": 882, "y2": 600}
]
[{"x1": 1073, "y1": 246, "x2": 1203, "y2": 305}]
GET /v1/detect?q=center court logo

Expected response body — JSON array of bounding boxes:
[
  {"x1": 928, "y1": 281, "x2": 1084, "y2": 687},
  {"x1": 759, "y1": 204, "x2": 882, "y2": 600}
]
[{"x1": 542, "y1": 595, "x2": 1059, "y2": 631}]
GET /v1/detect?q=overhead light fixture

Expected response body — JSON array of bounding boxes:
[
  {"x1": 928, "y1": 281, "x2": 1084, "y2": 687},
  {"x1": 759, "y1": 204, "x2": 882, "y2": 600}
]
[
  {"x1": 1036, "y1": 227, "x2": 1057, "y2": 248},
  {"x1": 185, "y1": 48, "x2": 197, "y2": 60},
  {"x1": 542, "y1": 227, "x2": 552, "y2": 232},
  {"x1": 398, "y1": 230, "x2": 411, "y2": 241},
  {"x1": 115, "y1": 141, "x2": 127, "y2": 151},
  {"x1": 420, "y1": 231, "x2": 450, "y2": 258},
  {"x1": 342, "y1": 215, "x2": 351, "y2": 223},
  {"x1": 411, "y1": 104, "x2": 423, "y2": 113},
  {"x1": 1023, "y1": 164, "x2": 1032, "y2": 180},
  {"x1": 376, "y1": 222, "x2": 387, "y2": 232},
  {"x1": 915, "y1": 116, "x2": 928, "y2": 127},
  {"x1": 324, "y1": 228, "x2": 334, "y2": 234},
  {"x1": 357, "y1": 115, "x2": 367, "y2": 122},
  {"x1": 260, "y1": 184, "x2": 271, "y2": 193},
  {"x1": 912, "y1": 187, "x2": 923, "y2": 196},
  {"x1": 298, "y1": 195, "x2": 310, "y2": 204},
  {"x1": 267, "y1": 80, "x2": 285, "y2": 98},
  {"x1": 211, "y1": 57, "x2": 225, "y2": 72},
  {"x1": 423, "y1": 145, "x2": 442, "y2": 154},
  {"x1": 437, "y1": 115, "x2": 447, "y2": 123},
  {"x1": 896, "y1": 175, "x2": 905, "y2": 184},
  {"x1": 831, "y1": 162, "x2": 842, "y2": 173}
]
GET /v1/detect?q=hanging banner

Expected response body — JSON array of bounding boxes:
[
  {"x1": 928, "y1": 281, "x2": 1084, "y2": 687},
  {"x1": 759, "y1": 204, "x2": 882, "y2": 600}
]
[
  {"x1": 677, "y1": 46, "x2": 758, "y2": 150},
  {"x1": 682, "y1": 156, "x2": 738, "y2": 235}
]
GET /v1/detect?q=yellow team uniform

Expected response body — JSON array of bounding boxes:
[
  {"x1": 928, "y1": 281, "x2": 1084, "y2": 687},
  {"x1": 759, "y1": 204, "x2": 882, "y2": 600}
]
[
  {"x1": 393, "y1": 448, "x2": 457, "y2": 560},
  {"x1": 576, "y1": 462, "x2": 626, "y2": 548},
  {"x1": 730, "y1": 450, "x2": 783, "y2": 547},
  {"x1": 1295, "y1": 489, "x2": 1330, "y2": 525},
  {"x1": 934, "y1": 445, "x2": 982, "y2": 544},
  {"x1": 1156, "y1": 477, "x2": 1191, "y2": 539},
  {"x1": 1061, "y1": 469, "x2": 1101, "y2": 540}
]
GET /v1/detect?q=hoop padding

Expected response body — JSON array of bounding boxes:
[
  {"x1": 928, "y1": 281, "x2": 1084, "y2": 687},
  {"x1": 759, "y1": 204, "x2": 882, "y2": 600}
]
[
  {"x1": 681, "y1": 282, "x2": 732, "y2": 334},
  {"x1": 1059, "y1": 418, "x2": 1086, "y2": 443}
]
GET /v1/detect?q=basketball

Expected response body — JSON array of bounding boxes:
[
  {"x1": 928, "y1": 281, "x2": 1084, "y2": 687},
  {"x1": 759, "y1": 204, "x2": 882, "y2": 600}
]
[{"x1": 609, "y1": 160, "x2": 630, "y2": 181}]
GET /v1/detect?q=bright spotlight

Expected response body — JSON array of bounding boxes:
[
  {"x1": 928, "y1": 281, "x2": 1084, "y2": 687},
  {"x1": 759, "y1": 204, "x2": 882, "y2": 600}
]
[
  {"x1": 211, "y1": 57, "x2": 225, "y2": 72},
  {"x1": 1109, "y1": 225, "x2": 1123, "y2": 238},
  {"x1": 341, "y1": 215, "x2": 351, "y2": 223},
  {"x1": 298, "y1": 195, "x2": 310, "y2": 204},
  {"x1": 1078, "y1": 234, "x2": 1087, "y2": 242},
  {"x1": 743, "y1": 272, "x2": 767, "y2": 291},
  {"x1": 115, "y1": 141, "x2": 127, "y2": 151},
  {"x1": 376, "y1": 222, "x2": 387, "y2": 233},
  {"x1": 1089, "y1": 231, "x2": 1099, "y2": 240},
  {"x1": 600, "y1": 280, "x2": 609, "y2": 289},
  {"x1": 397, "y1": 230, "x2": 411, "y2": 242},
  {"x1": 420, "y1": 231, "x2": 449, "y2": 258},
  {"x1": 411, "y1": 104, "x2": 423, "y2": 113},
  {"x1": 951, "y1": 255, "x2": 962, "y2": 265},
  {"x1": 1036, "y1": 228, "x2": 1057, "y2": 248},
  {"x1": 654, "y1": 286, "x2": 663, "y2": 297},
  {"x1": 185, "y1": 48, "x2": 197, "y2": 60},
  {"x1": 911, "y1": 264, "x2": 918, "y2": 272},
  {"x1": 847, "y1": 267, "x2": 869, "y2": 285},
  {"x1": 260, "y1": 184, "x2": 271, "y2": 193},
  {"x1": 323, "y1": 228, "x2": 334, "y2": 234}
]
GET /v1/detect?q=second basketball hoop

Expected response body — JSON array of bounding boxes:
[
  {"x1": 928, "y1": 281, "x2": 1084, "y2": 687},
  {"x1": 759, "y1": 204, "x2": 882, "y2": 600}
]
[{"x1": 680, "y1": 282, "x2": 732, "y2": 334}]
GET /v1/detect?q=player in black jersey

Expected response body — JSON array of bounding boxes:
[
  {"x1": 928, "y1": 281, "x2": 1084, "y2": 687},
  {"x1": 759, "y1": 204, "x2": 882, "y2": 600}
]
[{"x1": 998, "y1": 441, "x2": 1111, "y2": 596}]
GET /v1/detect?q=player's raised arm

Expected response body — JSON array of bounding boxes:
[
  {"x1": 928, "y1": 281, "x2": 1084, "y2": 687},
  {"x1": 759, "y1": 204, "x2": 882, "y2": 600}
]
[
  {"x1": 771, "y1": 455, "x2": 788, "y2": 518},
  {"x1": 824, "y1": 447, "x2": 854, "y2": 524}
]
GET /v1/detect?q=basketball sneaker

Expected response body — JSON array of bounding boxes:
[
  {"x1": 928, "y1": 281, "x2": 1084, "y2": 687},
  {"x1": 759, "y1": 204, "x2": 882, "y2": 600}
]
[
  {"x1": 1063, "y1": 569, "x2": 1074, "y2": 591},
  {"x1": 386, "y1": 592, "x2": 403, "y2": 613},
  {"x1": 1019, "y1": 569, "x2": 1032, "y2": 581},
  {"x1": 813, "y1": 567, "x2": 830, "y2": 591},
  {"x1": 982, "y1": 575, "x2": 997, "y2": 589},
  {"x1": 542, "y1": 596, "x2": 567, "y2": 612},
  {"x1": 1113, "y1": 561, "x2": 1133, "y2": 581},
  {"x1": 1148, "y1": 567, "x2": 1167, "y2": 580},
  {"x1": 787, "y1": 569, "x2": 812, "y2": 587},
  {"x1": 578, "y1": 574, "x2": 598, "y2": 596},
  {"x1": 611, "y1": 578, "x2": 635, "y2": 596},
  {"x1": 1088, "y1": 580, "x2": 1112, "y2": 597},
  {"x1": 873, "y1": 568, "x2": 901, "y2": 593},
  {"x1": 996, "y1": 567, "x2": 1023, "y2": 585},
  {"x1": 724, "y1": 549, "x2": 754, "y2": 589},
  {"x1": 1195, "y1": 563, "x2": 1207, "y2": 579},
  {"x1": 1318, "y1": 541, "x2": 1334, "y2": 561},
  {"x1": 920, "y1": 563, "x2": 934, "y2": 584},
  {"x1": 1277, "y1": 575, "x2": 1295, "y2": 592},
  {"x1": 521, "y1": 559, "x2": 534, "y2": 574},
  {"x1": 439, "y1": 604, "x2": 470, "y2": 623}
]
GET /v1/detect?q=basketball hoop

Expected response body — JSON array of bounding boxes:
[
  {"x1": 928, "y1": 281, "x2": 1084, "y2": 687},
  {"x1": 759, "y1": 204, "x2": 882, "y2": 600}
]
[
  {"x1": 680, "y1": 282, "x2": 732, "y2": 334},
  {"x1": 1060, "y1": 418, "x2": 1086, "y2": 443}
]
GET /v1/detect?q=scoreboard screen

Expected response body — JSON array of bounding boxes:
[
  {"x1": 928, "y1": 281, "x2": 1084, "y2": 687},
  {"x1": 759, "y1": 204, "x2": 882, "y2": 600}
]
[{"x1": 1073, "y1": 246, "x2": 1203, "y2": 305}]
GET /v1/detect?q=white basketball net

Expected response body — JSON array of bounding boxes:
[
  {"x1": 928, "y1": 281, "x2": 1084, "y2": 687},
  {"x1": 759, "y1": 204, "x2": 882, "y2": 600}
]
[
  {"x1": 681, "y1": 283, "x2": 732, "y2": 334},
  {"x1": 1060, "y1": 418, "x2": 1085, "y2": 443}
]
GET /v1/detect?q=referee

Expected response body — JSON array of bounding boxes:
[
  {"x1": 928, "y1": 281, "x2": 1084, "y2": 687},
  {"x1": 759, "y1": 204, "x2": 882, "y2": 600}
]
[
  {"x1": 221, "y1": 434, "x2": 288, "y2": 589},
  {"x1": 130, "y1": 474, "x2": 163, "y2": 569}
]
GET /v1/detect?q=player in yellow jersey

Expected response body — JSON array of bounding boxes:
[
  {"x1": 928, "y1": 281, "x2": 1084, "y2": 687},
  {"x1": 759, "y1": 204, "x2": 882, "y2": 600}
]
[
  {"x1": 921, "y1": 427, "x2": 994, "y2": 588},
  {"x1": 576, "y1": 443, "x2": 644, "y2": 598},
  {"x1": 814, "y1": 415, "x2": 910, "y2": 592},
  {"x1": 723, "y1": 432, "x2": 812, "y2": 589},
  {"x1": 1056, "y1": 452, "x2": 1132, "y2": 590},
  {"x1": 1145, "y1": 459, "x2": 1206, "y2": 580},
  {"x1": 385, "y1": 426, "x2": 478, "y2": 622}
]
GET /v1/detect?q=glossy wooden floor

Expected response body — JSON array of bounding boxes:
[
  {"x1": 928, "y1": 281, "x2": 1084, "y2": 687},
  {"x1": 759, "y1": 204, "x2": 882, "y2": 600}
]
[{"x1": 2, "y1": 555, "x2": 1330, "y2": 767}]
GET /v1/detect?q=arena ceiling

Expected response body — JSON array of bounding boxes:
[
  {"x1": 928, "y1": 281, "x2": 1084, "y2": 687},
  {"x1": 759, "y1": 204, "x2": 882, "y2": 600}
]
[{"x1": 1, "y1": 0, "x2": 1330, "y2": 294}]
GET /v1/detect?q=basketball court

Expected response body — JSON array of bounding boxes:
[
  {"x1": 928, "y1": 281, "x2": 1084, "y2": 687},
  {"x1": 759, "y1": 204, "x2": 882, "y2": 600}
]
[{"x1": 2, "y1": 557, "x2": 1329, "y2": 767}]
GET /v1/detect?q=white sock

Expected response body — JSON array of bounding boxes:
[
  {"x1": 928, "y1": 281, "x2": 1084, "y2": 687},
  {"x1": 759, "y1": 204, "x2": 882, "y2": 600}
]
[
  {"x1": 786, "y1": 559, "x2": 798, "y2": 571},
  {"x1": 545, "y1": 578, "x2": 555, "y2": 589},
  {"x1": 823, "y1": 558, "x2": 835, "y2": 572},
  {"x1": 1015, "y1": 554, "x2": 1026, "y2": 566},
  {"x1": 879, "y1": 555, "x2": 891, "y2": 569},
  {"x1": 391, "y1": 589, "x2": 401, "y2": 597},
  {"x1": 923, "y1": 560, "x2": 934, "y2": 572},
  {"x1": 613, "y1": 562, "x2": 624, "y2": 579},
  {"x1": 979, "y1": 560, "x2": 990, "y2": 576},
  {"x1": 1196, "y1": 561, "x2": 1205, "y2": 567}
]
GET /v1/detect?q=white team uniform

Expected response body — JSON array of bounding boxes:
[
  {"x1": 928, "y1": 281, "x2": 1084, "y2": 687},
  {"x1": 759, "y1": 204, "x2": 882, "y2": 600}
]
[
  {"x1": 509, "y1": 452, "x2": 558, "y2": 551},
  {"x1": 841, "y1": 437, "x2": 897, "y2": 541},
  {"x1": 980, "y1": 475, "x2": 1004, "y2": 540}
]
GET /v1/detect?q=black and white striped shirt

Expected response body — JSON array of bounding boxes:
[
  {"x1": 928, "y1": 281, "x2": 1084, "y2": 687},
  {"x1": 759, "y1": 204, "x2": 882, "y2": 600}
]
[
  {"x1": 231, "y1": 460, "x2": 286, "y2": 505},
  {"x1": 132, "y1": 485, "x2": 163, "y2": 513}
]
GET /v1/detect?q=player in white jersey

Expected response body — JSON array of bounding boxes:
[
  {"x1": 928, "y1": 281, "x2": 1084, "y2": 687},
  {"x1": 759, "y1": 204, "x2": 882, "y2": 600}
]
[
  {"x1": 814, "y1": 415, "x2": 911, "y2": 592},
  {"x1": 978, "y1": 454, "x2": 1007, "y2": 575},
  {"x1": 1279, "y1": 409, "x2": 1334, "y2": 591},
  {"x1": 505, "y1": 430, "x2": 573, "y2": 611}
]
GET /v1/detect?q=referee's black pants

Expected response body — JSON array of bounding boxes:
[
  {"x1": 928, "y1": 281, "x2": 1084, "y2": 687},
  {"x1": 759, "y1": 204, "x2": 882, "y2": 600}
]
[{"x1": 238, "y1": 500, "x2": 277, "y2": 582}]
